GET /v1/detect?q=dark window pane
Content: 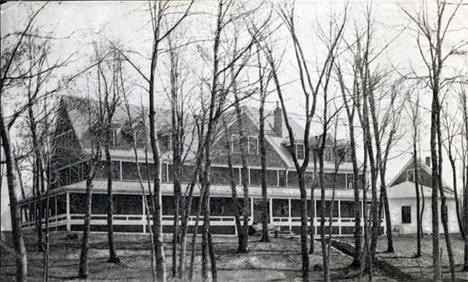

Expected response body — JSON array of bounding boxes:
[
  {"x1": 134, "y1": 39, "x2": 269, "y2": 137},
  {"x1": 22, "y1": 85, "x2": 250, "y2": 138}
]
[
  {"x1": 181, "y1": 165, "x2": 195, "y2": 183},
  {"x1": 70, "y1": 193, "x2": 87, "y2": 214},
  {"x1": 296, "y1": 144, "x2": 305, "y2": 159},
  {"x1": 92, "y1": 194, "x2": 107, "y2": 214},
  {"x1": 57, "y1": 194, "x2": 67, "y2": 214},
  {"x1": 324, "y1": 173, "x2": 333, "y2": 187},
  {"x1": 317, "y1": 200, "x2": 338, "y2": 217},
  {"x1": 70, "y1": 163, "x2": 84, "y2": 184},
  {"x1": 250, "y1": 169, "x2": 262, "y2": 186},
  {"x1": 402, "y1": 206, "x2": 411, "y2": 224},
  {"x1": 291, "y1": 199, "x2": 303, "y2": 217},
  {"x1": 190, "y1": 197, "x2": 200, "y2": 215},
  {"x1": 305, "y1": 172, "x2": 314, "y2": 186},
  {"x1": 278, "y1": 170, "x2": 286, "y2": 186},
  {"x1": 121, "y1": 161, "x2": 157, "y2": 181},
  {"x1": 162, "y1": 195, "x2": 175, "y2": 215},
  {"x1": 273, "y1": 199, "x2": 289, "y2": 217},
  {"x1": 336, "y1": 174, "x2": 346, "y2": 189},
  {"x1": 114, "y1": 194, "x2": 142, "y2": 215},
  {"x1": 211, "y1": 197, "x2": 226, "y2": 216},
  {"x1": 95, "y1": 161, "x2": 120, "y2": 180},
  {"x1": 307, "y1": 200, "x2": 314, "y2": 217},
  {"x1": 288, "y1": 171, "x2": 299, "y2": 187},
  {"x1": 211, "y1": 166, "x2": 239, "y2": 185},
  {"x1": 340, "y1": 201, "x2": 360, "y2": 218}
]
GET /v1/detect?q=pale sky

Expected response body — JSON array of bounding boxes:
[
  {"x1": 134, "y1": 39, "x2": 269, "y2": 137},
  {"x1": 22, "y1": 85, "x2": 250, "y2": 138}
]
[{"x1": 1, "y1": 1, "x2": 468, "y2": 230}]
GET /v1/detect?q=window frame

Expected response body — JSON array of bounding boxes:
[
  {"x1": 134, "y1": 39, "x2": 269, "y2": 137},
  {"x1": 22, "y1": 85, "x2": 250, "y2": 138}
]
[
  {"x1": 401, "y1": 205, "x2": 411, "y2": 224},
  {"x1": 295, "y1": 143, "x2": 305, "y2": 160},
  {"x1": 231, "y1": 134, "x2": 240, "y2": 152},
  {"x1": 247, "y1": 135, "x2": 258, "y2": 155}
]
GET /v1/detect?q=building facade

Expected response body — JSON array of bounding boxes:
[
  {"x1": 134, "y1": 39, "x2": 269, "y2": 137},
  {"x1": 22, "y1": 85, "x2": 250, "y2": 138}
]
[
  {"x1": 19, "y1": 96, "x2": 374, "y2": 236},
  {"x1": 387, "y1": 157, "x2": 459, "y2": 234}
]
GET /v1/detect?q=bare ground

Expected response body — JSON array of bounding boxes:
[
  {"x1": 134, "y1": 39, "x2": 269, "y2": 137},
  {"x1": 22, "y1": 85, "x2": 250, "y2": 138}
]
[
  {"x1": 0, "y1": 231, "x2": 398, "y2": 281},
  {"x1": 342, "y1": 234, "x2": 468, "y2": 281}
]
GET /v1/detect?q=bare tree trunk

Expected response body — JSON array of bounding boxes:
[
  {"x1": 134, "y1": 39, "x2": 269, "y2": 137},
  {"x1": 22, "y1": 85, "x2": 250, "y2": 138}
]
[
  {"x1": 148, "y1": 30, "x2": 167, "y2": 282},
  {"x1": 259, "y1": 88, "x2": 269, "y2": 243},
  {"x1": 78, "y1": 163, "x2": 96, "y2": 279},
  {"x1": 337, "y1": 67, "x2": 361, "y2": 266},
  {"x1": 430, "y1": 88, "x2": 441, "y2": 281},
  {"x1": 309, "y1": 155, "x2": 316, "y2": 254},
  {"x1": 0, "y1": 108, "x2": 28, "y2": 281},
  {"x1": 233, "y1": 95, "x2": 250, "y2": 253},
  {"x1": 223, "y1": 120, "x2": 243, "y2": 247},
  {"x1": 464, "y1": 160, "x2": 468, "y2": 271},
  {"x1": 461, "y1": 92, "x2": 468, "y2": 271},
  {"x1": 436, "y1": 104, "x2": 456, "y2": 281},
  {"x1": 105, "y1": 144, "x2": 119, "y2": 263},
  {"x1": 413, "y1": 146, "x2": 422, "y2": 258}
]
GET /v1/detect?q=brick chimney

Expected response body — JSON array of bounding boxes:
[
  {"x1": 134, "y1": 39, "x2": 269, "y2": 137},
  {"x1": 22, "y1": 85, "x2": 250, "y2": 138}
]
[
  {"x1": 425, "y1": 156, "x2": 431, "y2": 167},
  {"x1": 273, "y1": 101, "x2": 283, "y2": 137}
]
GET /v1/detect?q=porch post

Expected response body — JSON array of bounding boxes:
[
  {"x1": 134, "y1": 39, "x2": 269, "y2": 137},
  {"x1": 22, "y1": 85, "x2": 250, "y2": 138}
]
[
  {"x1": 338, "y1": 200, "x2": 341, "y2": 236},
  {"x1": 269, "y1": 198, "x2": 273, "y2": 224},
  {"x1": 66, "y1": 192, "x2": 71, "y2": 232},
  {"x1": 142, "y1": 194, "x2": 146, "y2": 234},
  {"x1": 288, "y1": 198, "x2": 292, "y2": 232}
]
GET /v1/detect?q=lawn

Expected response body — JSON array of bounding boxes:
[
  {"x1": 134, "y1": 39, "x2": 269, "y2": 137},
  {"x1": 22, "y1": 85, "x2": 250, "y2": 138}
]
[{"x1": 1, "y1": 231, "x2": 397, "y2": 281}]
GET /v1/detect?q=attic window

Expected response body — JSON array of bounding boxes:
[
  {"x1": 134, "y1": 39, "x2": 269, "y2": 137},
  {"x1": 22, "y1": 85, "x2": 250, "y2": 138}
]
[
  {"x1": 248, "y1": 136, "x2": 258, "y2": 154},
  {"x1": 324, "y1": 148, "x2": 333, "y2": 162},
  {"x1": 160, "y1": 134, "x2": 172, "y2": 149},
  {"x1": 295, "y1": 144, "x2": 305, "y2": 160},
  {"x1": 110, "y1": 128, "x2": 118, "y2": 147},
  {"x1": 231, "y1": 134, "x2": 240, "y2": 152},
  {"x1": 407, "y1": 169, "x2": 414, "y2": 182}
]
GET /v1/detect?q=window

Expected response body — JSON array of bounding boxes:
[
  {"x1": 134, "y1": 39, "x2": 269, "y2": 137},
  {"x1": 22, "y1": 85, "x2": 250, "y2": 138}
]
[
  {"x1": 296, "y1": 144, "x2": 305, "y2": 159},
  {"x1": 231, "y1": 134, "x2": 240, "y2": 152},
  {"x1": 160, "y1": 134, "x2": 171, "y2": 149},
  {"x1": 324, "y1": 148, "x2": 334, "y2": 162},
  {"x1": 407, "y1": 169, "x2": 414, "y2": 182},
  {"x1": 248, "y1": 136, "x2": 258, "y2": 154},
  {"x1": 273, "y1": 199, "x2": 289, "y2": 217},
  {"x1": 340, "y1": 201, "x2": 360, "y2": 218},
  {"x1": 401, "y1": 206, "x2": 411, "y2": 224}
]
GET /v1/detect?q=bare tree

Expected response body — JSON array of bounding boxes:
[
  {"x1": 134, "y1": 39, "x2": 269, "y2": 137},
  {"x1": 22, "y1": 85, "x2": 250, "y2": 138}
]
[
  {"x1": 93, "y1": 43, "x2": 122, "y2": 264},
  {"x1": 262, "y1": 4, "x2": 346, "y2": 280},
  {"x1": 256, "y1": 48, "x2": 273, "y2": 243},
  {"x1": 0, "y1": 4, "x2": 52, "y2": 280},
  {"x1": 405, "y1": 88, "x2": 424, "y2": 257},
  {"x1": 401, "y1": 1, "x2": 465, "y2": 279},
  {"x1": 459, "y1": 85, "x2": 468, "y2": 271},
  {"x1": 336, "y1": 63, "x2": 362, "y2": 267},
  {"x1": 442, "y1": 100, "x2": 464, "y2": 239}
]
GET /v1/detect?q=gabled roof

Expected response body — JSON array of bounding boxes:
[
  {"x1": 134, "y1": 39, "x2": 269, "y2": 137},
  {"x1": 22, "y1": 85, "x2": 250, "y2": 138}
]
[
  {"x1": 219, "y1": 105, "x2": 358, "y2": 172},
  {"x1": 58, "y1": 95, "x2": 198, "y2": 161},
  {"x1": 388, "y1": 157, "x2": 453, "y2": 194}
]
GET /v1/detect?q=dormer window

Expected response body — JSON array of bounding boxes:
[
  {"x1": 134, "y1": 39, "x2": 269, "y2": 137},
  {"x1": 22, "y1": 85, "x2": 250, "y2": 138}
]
[
  {"x1": 295, "y1": 144, "x2": 305, "y2": 159},
  {"x1": 248, "y1": 136, "x2": 258, "y2": 154},
  {"x1": 160, "y1": 133, "x2": 172, "y2": 149}
]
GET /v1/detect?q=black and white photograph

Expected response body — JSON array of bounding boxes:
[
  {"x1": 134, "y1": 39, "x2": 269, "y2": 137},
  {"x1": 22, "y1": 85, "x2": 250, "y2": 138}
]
[{"x1": 1, "y1": 0, "x2": 468, "y2": 281}]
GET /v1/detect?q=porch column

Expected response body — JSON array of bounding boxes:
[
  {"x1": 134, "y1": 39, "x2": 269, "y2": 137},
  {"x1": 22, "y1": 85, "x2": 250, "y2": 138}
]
[
  {"x1": 142, "y1": 194, "x2": 146, "y2": 234},
  {"x1": 269, "y1": 198, "x2": 273, "y2": 224},
  {"x1": 288, "y1": 198, "x2": 292, "y2": 232},
  {"x1": 338, "y1": 200, "x2": 341, "y2": 236},
  {"x1": 66, "y1": 192, "x2": 71, "y2": 232}
]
